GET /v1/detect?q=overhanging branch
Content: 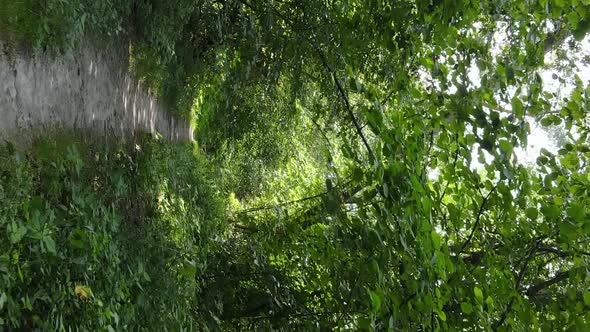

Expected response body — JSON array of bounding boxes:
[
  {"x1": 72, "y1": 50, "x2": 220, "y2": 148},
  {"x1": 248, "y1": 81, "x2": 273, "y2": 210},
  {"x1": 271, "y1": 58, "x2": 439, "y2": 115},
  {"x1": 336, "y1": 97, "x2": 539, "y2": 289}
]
[
  {"x1": 458, "y1": 184, "x2": 498, "y2": 254},
  {"x1": 526, "y1": 270, "x2": 571, "y2": 297},
  {"x1": 310, "y1": 41, "x2": 375, "y2": 159},
  {"x1": 493, "y1": 237, "x2": 544, "y2": 330}
]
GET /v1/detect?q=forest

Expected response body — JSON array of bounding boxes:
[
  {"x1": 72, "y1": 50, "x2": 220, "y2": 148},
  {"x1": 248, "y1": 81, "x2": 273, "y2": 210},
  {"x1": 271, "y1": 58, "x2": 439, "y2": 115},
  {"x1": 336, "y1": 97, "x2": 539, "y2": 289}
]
[{"x1": 0, "y1": 0, "x2": 589, "y2": 330}]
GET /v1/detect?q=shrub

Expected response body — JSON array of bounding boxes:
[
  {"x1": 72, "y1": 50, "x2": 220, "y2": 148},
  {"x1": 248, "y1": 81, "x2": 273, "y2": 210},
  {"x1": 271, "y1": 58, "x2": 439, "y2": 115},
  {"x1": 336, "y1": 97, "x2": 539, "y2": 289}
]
[{"x1": 0, "y1": 133, "x2": 225, "y2": 330}]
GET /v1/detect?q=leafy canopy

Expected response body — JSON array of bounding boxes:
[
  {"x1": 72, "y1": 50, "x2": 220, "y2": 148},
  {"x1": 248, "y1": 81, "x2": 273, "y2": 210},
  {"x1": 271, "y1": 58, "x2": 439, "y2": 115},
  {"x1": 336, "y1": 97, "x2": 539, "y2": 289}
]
[{"x1": 1, "y1": 0, "x2": 590, "y2": 330}]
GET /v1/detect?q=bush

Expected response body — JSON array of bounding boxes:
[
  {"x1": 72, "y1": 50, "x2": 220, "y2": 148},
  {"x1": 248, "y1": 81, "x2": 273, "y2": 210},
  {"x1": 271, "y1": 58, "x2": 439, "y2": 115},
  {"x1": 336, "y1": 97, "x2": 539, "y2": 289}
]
[
  {"x1": 0, "y1": 0, "x2": 131, "y2": 51},
  {"x1": 0, "y1": 133, "x2": 225, "y2": 330}
]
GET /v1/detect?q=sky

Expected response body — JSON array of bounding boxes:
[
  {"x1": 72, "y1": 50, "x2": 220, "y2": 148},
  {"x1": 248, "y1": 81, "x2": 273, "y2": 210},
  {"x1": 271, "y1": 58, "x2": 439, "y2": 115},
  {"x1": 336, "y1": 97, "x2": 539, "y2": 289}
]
[
  {"x1": 515, "y1": 34, "x2": 590, "y2": 165},
  {"x1": 425, "y1": 29, "x2": 590, "y2": 179},
  {"x1": 468, "y1": 32, "x2": 590, "y2": 168}
]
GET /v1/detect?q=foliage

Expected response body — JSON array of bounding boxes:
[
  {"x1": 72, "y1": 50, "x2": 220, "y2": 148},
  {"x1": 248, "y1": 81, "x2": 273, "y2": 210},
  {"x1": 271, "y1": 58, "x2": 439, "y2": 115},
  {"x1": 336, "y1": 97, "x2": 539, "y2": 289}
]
[
  {"x1": 0, "y1": 133, "x2": 225, "y2": 330},
  {"x1": 194, "y1": 0, "x2": 590, "y2": 330},
  {"x1": 1, "y1": 0, "x2": 590, "y2": 330},
  {"x1": 0, "y1": 0, "x2": 130, "y2": 50}
]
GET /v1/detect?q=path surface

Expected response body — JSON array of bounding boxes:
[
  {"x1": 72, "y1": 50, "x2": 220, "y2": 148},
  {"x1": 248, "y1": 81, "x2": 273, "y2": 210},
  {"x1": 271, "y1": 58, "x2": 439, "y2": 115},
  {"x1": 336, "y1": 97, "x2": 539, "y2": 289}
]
[{"x1": 0, "y1": 40, "x2": 193, "y2": 144}]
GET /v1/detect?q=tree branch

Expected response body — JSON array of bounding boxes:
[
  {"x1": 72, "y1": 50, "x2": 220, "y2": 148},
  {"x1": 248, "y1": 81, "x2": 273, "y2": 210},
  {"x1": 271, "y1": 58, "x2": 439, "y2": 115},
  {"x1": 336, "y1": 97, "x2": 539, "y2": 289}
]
[
  {"x1": 493, "y1": 238, "x2": 543, "y2": 330},
  {"x1": 458, "y1": 184, "x2": 498, "y2": 254},
  {"x1": 235, "y1": 179, "x2": 357, "y2": 215},
  {"x1": 311, "y1": 43, "x2": 375, "y2": 159},
  {"x1": 236, "y1": 191, "x2": 327, "y2": 215},
  {"x1": 526, "y1": 270, "x2": 571, "y2": 297},
  {"x1": 239, "y1": 0, "x2": 374, "y2": 158}
]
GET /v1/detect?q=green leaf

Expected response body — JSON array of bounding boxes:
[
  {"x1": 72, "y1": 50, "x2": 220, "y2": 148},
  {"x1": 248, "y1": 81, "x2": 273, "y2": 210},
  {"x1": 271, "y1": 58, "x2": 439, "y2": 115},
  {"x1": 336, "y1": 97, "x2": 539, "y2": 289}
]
[
  {"x1": 437, "y1": 309, "x2": 447, "y2": 321},
  {"x1": 10, "y1": 225, "x2": 27, "y2": 244},
  {"x1": 461, "y1": 302, "x2": 473, "y2": 314},
  {"x1": 180, "y1": 262, "x2": 197, "y2": 278},
  {"x1": 573, "y1": 19, "x2": 590, "y2": 41},
  {"x1": 512, "y1": 97, "x2": 524, "y2": 119},
  {"x1": 540, "y1": 117, "x2": 553, "y2": 127},
  {"x1": 69, "y1": 237, "x2": 85, "y2": 249},
  {"x1": 499, "y1": 140, "x2": 513, "y2": 153},
  {"x1": 368, "y1": 289, "x2": 382, "y2": 312},
  {"x1": 536, "y1": 156, "x2": 548, "y2": 165},
  {"x1": 540, "y1": 148, "x2": 553, "y2": 156},
  {"x1": 566, "y1": 204, "x2": 585, "y2": 222},
  {"x1": 584, "y1": 291, "x2": 590, "y2": 306},
  {"x1": 357, "y1": 317, "x2": 371, "y2": 329},
  {"x1": 559, "y1": 222, "x2": 578, "y2": 241},
  {"x1": 505, "y1": 65, "x2": 515, "y2": 82},
  {"x1": 43, "y1": 236, "x2": 56, "y2": 255},
  {"x1": 541, "y1": 204, "x2": 560, "y2": 221},
  {"x1": 364, "y1": 107, "x2": 383, "y2": 133},
  {"x1": 567, "y1": 12, "x2": 580, "y2": 30},
  {"x1": 431, "y1": 230, "x2": 441, "y2": 250},
  {"x1": 561, "y1": 153, "x2": 579, "y2": 170},
  {"x1": 474, "y1": 287, "x2": 483, "y2": 303},
  {"x1": 525, "y1": 207, "x2": 538, "y2": 220},
  {"x1": 0, "y1": 293, "x2": 7, "y2": 310}
]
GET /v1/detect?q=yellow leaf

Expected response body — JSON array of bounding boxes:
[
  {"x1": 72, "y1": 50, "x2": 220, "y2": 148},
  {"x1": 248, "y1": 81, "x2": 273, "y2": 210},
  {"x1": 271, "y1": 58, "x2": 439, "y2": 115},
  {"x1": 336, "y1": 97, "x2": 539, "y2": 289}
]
[{"x1": 75, "y1": 285, "x2": 92, "y2": 301}]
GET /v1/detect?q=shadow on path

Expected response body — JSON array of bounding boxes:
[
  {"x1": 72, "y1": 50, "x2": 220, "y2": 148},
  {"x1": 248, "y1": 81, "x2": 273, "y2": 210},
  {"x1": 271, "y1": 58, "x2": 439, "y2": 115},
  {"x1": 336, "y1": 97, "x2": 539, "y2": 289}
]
[{"x1": 0, "y1": 40, "x2": 193, "y2": 144}]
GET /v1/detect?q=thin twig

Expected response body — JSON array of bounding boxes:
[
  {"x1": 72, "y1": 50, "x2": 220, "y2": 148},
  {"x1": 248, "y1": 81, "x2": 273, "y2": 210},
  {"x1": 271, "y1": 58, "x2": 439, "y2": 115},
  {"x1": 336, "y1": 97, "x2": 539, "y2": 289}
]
[
  {"x1": 335, "y1": 254, "x2": 373, "y2": 327},
  {"x1": 236, "y1": 191, "x2": 327, "y2": 215},
  {"x1": 458, "y1": 184, "x2": 498, "y2": 254},
  {"x1": 236, "y1": 179, "x2": 354, "y2": 215},
  {"x1": 311, "y1": 41, "x2": 375, "y2": 159},
  {"x1": 493, "y1": 237, "x2": 543, "y2": 330}
]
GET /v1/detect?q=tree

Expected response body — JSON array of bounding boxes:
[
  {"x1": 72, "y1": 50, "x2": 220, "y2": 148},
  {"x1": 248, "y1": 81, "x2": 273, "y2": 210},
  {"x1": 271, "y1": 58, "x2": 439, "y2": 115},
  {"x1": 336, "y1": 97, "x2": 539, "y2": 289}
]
[
  {"x1": 1, "y1": 0, "x2": 589, "y2": 330},
  {"x1": 206, "y1": 0, "x2": 590, "y2": 330}
]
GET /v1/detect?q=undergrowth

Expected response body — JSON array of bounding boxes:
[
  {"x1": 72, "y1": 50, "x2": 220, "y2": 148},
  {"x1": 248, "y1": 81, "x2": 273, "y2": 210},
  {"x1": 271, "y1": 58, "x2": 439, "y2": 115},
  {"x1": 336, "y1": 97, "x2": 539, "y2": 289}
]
[
  {"x1": 0, "y1": 0, "x2": 130, "y2": 51},
  {"x1": 0, "y1": 133, "x2": 226, "y2": 330}
]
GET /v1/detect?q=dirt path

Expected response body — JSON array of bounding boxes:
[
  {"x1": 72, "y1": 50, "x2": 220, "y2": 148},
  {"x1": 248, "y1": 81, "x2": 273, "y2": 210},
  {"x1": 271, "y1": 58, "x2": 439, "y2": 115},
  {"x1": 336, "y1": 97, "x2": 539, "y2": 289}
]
[{"x1": 0, "y1": 40, "x2": 193, "y2": 144}]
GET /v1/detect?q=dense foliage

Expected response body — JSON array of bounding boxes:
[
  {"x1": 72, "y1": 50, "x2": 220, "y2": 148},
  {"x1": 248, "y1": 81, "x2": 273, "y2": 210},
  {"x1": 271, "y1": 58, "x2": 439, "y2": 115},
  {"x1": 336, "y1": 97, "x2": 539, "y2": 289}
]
[
  {"x1": 0, "y1": 134, "x2": 225, "y2": 329},
  {"x1": 1, "y1": 0, "x2": 590, "y2": 330}
]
